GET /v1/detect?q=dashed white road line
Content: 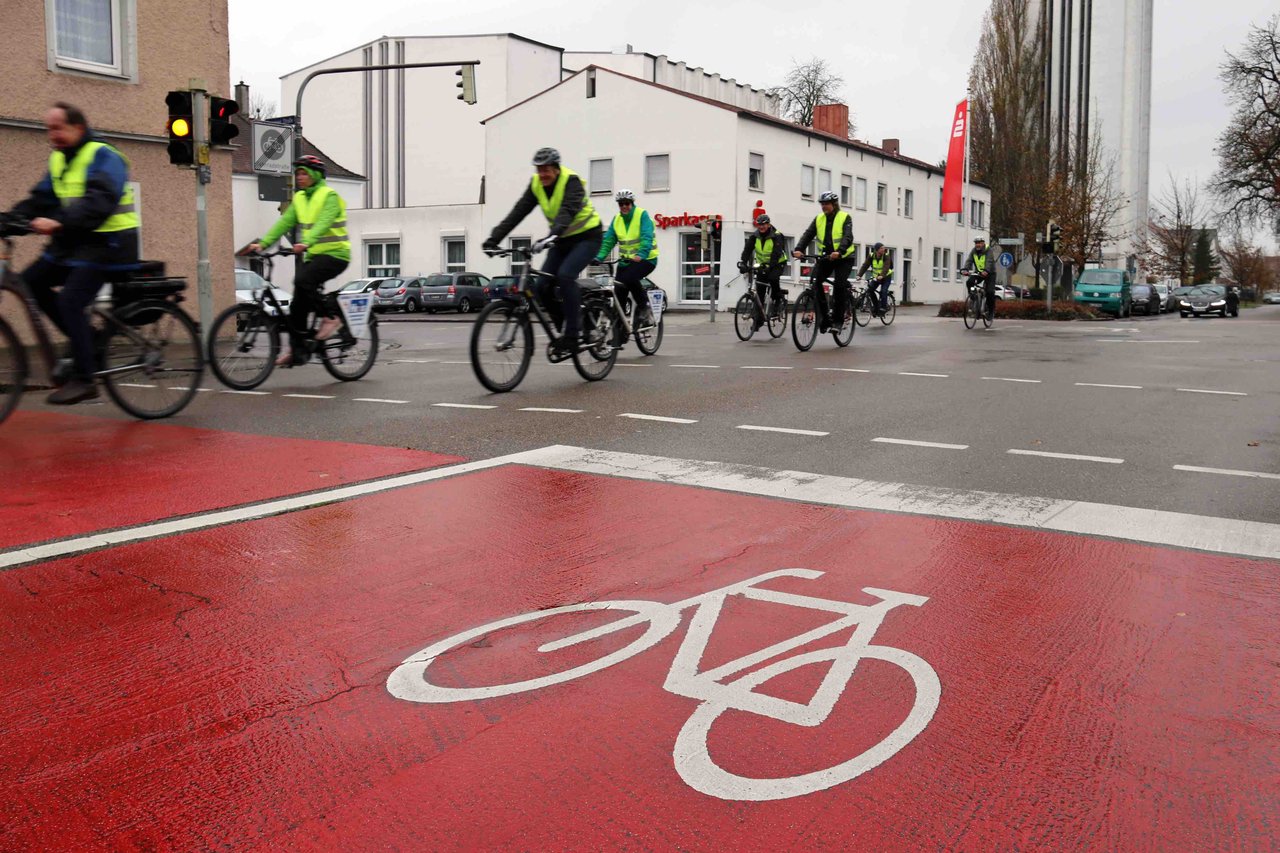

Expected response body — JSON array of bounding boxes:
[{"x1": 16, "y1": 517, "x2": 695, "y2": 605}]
[
  {"x1": 1096, "y1": 339, "x2": 1201, "y2": 344},
  {"x1": 613, "y1": 363, "x2": 653, "y2": 368},
  {"x1": 814, "y1": 367, "x2": 870, "y2": 373},
  {"x1": 982, "y1": 377, "x2": 1042, "y2": 384},
  {"x1": 1076, "y1": 382, "x2": 1142, "y2": 390},
  {"x1": 283, "y1": 393, "x2": 337, "y2": 400},
  {"x1": 872, "y1": 437, "x2": 969, "y2": 450},
  {"x1": 1008, "y1": 449, "x2": 1123, "y2": 464},
  {"x1": 116, "y1": 383, "x2": 156, "y2": 388},
  {"x1": 736, "y1": 424, "x2": 829, "y2": 437},
  {"x1": 389, "y1": 359, "x2": 437, "y2": 364},
  {"x1": 1173, "y1": 465, "x2": 1280, "y2": 481},
  {"x1": 520, "y1": 407, "x2": 584, "y2": 414},
  {"x1": 740, "y1": 366, "x2": 793, "y2": 370},
  {"x1": 432, "y1": 402, "x2": 495, "y2": 409},
  {"x1": 619, "y1": 413, "x2": 699, "y2": 424},
  {"x1": 356, "y1": 398, "x2": 411, "y2": 405},
  {"x1": 898, "y1": 372, "x2": 949, "y2": 378},
  {"x1": 440, "y1": 361, "x2": 472, "y2": 365},
  {"x1": 220, "y1": 389, "x2": 271, "y2": 396},
  {"x1": 1176, "y1": 388, "x2": 1248, "y2": 397},
  {"x1": 670, "y1": 364, "x2": 721, "y2": 369}
]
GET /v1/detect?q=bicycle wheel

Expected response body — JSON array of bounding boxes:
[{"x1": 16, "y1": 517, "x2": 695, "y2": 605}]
[
  {"x1": 832, "y1": 305, "x2": 854, "y2": 348},
  {"x1": 0, "y1": 317, "x2": 28, "y2": 426},
  {"x1": 573, "y1": 300, "x2": 619, "y2": 382},
  {"x1": 321, "y1": 315, "x2": 378, "y2": 381},
  {"x1": 767, "y1": 296, "x2": 788, "y2": 338},
  {"x1": 734, "y1": 293, "x2": 757, "y2": 341},
  {"x1": 100, "y1": 300, "x2": 203, "y2": 419},
  {"x1": 207, "y1": 303, "x2": 278, "y2": 390},
  {"x1": 470, "y1": 301, "x2": 532, "y2": 392},
  {"x1": 880, "y1": 295, "x2": 897, "y2": 326},
  {"x1": 791, "y1": 290, "x2": 818, "y2": 352},
  {"x1": 854, "y1": 291, "x2": 873, "y2": 327},
  {"x1": 981, "y1": 298, "x2": 994, "y2": 329},
  {"x1": 963, "y1": 294, "x2": 978, "y2": 329},
  {"x1": 634, "y1": 312, "x2": 664, "y2": 355}
]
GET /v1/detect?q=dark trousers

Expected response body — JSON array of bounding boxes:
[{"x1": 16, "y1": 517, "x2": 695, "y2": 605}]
[
  {"x1": 289, "y1": 255, "x2": 348, "y2": 356},
  {"x1": 541, "y1": 229, "x2": 602, "y2": 339},
  {"x1": 23, "y1": 259, "x2": 109, "y2": 380},
  {"x1": 753, "y1": 273, "x2": 784, "y2": 323},
  {"x1": 613, "y1": 259, "x2": 656, "y2": 318},
  {"x1": 967, "y1": 274, "x2": 995, "y2": 317},
  {"x1": 871, "y1": 276, "x2": 893, "y2": 312},
  {"x1": 812, "y1": 256, "x2": 855, "y2": 324}
]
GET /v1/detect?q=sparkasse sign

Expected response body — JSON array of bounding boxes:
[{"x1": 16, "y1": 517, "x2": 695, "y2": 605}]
[{"x1": 654, "y1": 213, "x2": 721, "y2": 229}]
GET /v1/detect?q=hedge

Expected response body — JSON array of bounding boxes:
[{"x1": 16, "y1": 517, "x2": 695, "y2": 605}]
[{"x1": 936, "y1": 299, "x2": 1105, "y2": 320}]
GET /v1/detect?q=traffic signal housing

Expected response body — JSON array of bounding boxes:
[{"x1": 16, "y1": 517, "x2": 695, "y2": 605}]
[
  {"x1": 209, "y1": 96, "x2": 240, "y2": 146},
  {"x1": 165, "y1": 90, "x2": 194, "y2": 166},
  {"x1": 456, "y1": 65, "x2": 477, "y2": 105},
  {"x1": 1049, "y1": 222, "x2": 1063, "y2": 253}
]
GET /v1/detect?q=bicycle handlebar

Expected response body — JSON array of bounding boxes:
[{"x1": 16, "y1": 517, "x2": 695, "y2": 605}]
[{"x1": 0, "y1": 212, "x2": 32, "y2": 238}]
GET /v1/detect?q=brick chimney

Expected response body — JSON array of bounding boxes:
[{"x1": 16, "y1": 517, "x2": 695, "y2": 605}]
[
  {"x1": 882, "y1": 138, "x2": 901, "y2": 157},
  {"x1": 235, "y1": 80, "x2": 250, "y2": 114},
  {"x1": 812, "y1": 103, "x2": 849, "y2": 138}
]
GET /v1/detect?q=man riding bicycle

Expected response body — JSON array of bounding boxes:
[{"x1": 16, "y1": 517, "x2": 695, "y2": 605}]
[
  {"x1": 857, "y1": 242, "x2": 894, "y2": 317},
  {"x1": 793, "y1": 191, "x2": 856, "y2": 332},
  {"x1": 248, "y1": 155, "x2": 349, "y2": 367},
  {"x1": 7, "y1": 102, "x2": 139, "y2": 405},
  {"x1": 594, "y1": 189, "x2": 657, "y2": 328},
  {"x1": 484, "y1": 147, "x2": 602, "y2": 355},
  {"x1": 738, "y1": 214, "x2": 788, "y2": 331},
  {"x1": 960, "y1": 237, "x2": 994, "y2": 320}
]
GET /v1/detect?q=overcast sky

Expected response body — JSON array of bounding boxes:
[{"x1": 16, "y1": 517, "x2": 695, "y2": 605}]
[{"x1": 230, "y1": 0, "x2": 1274, "y2": 233}]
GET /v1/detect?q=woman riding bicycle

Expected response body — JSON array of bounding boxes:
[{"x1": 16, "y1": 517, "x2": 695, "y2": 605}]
[{"x1": 594, "y1": 189, "x2": 658, "y2": 328}]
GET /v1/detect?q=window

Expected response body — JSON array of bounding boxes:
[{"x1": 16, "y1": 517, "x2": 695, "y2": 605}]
[
  {"x1": 904, "y1": 188, "x2": 914, "y2": 219},
  {"x1": 50, "y1": 0, "x2": 130, "y2": 76},
  {"x1": 942, "y1": 249, "x2": 951, "y2": 281},
  {"x1": 443, "y1": 237, "x2": 466, "y2": 274},
  {"x1": 680, "y1": 232, "x2": 719, "y2": 302},
  {"x1": 589, "y1": 158, "x2": 612, "y2": 195},
  {"x1": 586, "y1": 68, "x2": 597, "y2": 98},
  {"x1": 957, "y1": 196, "x2": 965, "y2": 226},
  {"x1": 939, "y1": 187, "x2": 947, "y2": 220},
  {"x1": 855, "y1": 178, "x2": 868, "y2": 210},
  {"x1": 970, "y1": 199, "x2": 986, "y2": 229},
  {"x1": 645, "y1": 154, "x2": 670, "y2": 192},
  {"x1": 366, "y1": 241, "x2": 400, "y2": 277},
  {"x1": 932, "y1": 247, "x2": 942, "y2": 280},
  {"x1": 819, "y1": 169, "x2": 832, "y2": 196},
  {"x1": 840, "y1": 174, "x2": 852, "y2": 207},
  {"x1": 748, "y1": 152, "x2": 764, "y2": 191},
  {"x1": 510, "y1": 237, "x2": 532, "y2": 277},
  {"x1": 801, "y1": 165, "x2": 815, "y2": 199},
  {"x1": 876, "y1": 183, "x2": 888, "y2": 214}
]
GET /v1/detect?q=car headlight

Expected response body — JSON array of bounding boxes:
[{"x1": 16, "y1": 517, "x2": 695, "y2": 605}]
[
  {"x1": 1180, "y1": 300, "x2": 1191, "y2": 306},
  {"x1": 1210, "y1": 300, "x2": 1225, "y2": 306}
]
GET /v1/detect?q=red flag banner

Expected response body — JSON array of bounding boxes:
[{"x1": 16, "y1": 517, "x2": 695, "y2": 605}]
[{"x1": 942, "y1": 99, "x2": 968, "y2": 214}]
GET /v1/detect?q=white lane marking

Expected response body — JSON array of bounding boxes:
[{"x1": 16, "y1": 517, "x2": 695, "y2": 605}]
[
  {"x1": 981, "y1": 377, "x2": 1042, "y2": 384},
  {"x1": 520, "y1": 407, "x2": 584, "y2": 414},
  {"x1": 440, "y1": 361, "x2": 472, "y2": 365},
  {"x1": 665, "y1": 334, "x2": 695, "y2": 337},
  {"x1": 872, "y1": 438, "x2": 969, "y2": 450},
  {"x1": 736, "y1": 425, "x2": 829, "y2": 437},
  {"x1": 432, "y1": 402, "x2": 495, "y2": 409},
  {"x1": 1008, "y1": 449, "x2": 1123, "y2": 464},
  {"x1": 284, "y1": 394, "x2": 337, "y2": 400},
  {"x1": 0, "y1": 450, "x2": 552, "y2": 571},
  {"x1": 117, "y1": 383, "x2": 156, "y2": 388},
  {"x1": 671, "y1": 364, "x2": 721, "y2": 369},
  {"x1": 169, "y1": 386, "x2": 213, "y2": 392},
  {"x1": 355, "y1": 398, "x2": 411, "y2": 405},
  {"x1": 1096, "y1": 339, "x2": 1200, "y2": 344},
  {"x1": 389, "y1": 359, "x2": 437, "y2": 364},
  {"x1": 1174, "y1": 465, "x2": 1280, "y2": 481},
  {"x1": 619, "y1": 413, "x2": 699, "y2": 424},
  {"x1": 614, "y1": 363, "x2": 654, "y2": 368},
  {"x1": 1076, "y1": 382, "x2": 1142, "y2": 390},
  {"x1": 221, "y1": 390, "x2": 271, "y2": 396},
  {"x1": 1176, "y1": 388, "x2": 1248, "y2": 397},
  {"x1": 740, "y1": 366, "x2": 794, "y2": 370},
  {"x1": 898, "y1": 372, "x2": 949, "y2": 378},
  {"x1": 815, "y1": 367, "x2": 870, "y2": 373},
  {"x1": 522, "y1": 447, "x2": 1280, "y2": 560}
]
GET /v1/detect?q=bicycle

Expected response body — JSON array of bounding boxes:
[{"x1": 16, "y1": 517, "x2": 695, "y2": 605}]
[
  {"x1": 791, "y1": 255, "x2": 854, "y2": 351},
  {"x1": 470, "y1": 243, "x2": 622, "y2": 392},
  {"x1": 960, "y1": 270, "x2": 994, "y2": 330},
  {"x1": 732, "y1": 265, "x2": 788, "y2": 341},
  {"x1": 206, "y1": 249, "x2": 378, "y2": 390},
  {"x1": 0, "y1": 213, "x2": 204, "y2": 424},
  {"x1": 387, "y1": 568, "x2": 940, "y2": 802},
  {"x1": 596, "y1": 259, "x2": 667, "y2": 356},
  {"x1": 852, "y1": 273, "x2": 896, "y2": 327}
]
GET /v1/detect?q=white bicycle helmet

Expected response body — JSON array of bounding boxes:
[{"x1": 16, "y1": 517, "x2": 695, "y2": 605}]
[{"x1": 615, "y1": 189, "x2": 636, "y2": 203}]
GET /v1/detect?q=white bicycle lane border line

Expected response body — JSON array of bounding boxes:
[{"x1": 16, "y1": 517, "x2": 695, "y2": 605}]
[{"x1": 5, "y1": 444, "x2": 1280, "y2": 572}]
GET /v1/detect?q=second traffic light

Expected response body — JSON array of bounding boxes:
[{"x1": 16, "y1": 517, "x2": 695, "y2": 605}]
[
  {"x1": 165, "y1": 90, "x2": 194, "y2": 166},
  {"x1": 456, "y1": 65, "x2": 477, "y2": 105},
  {"x1": 209, "y1": 96, "x2": 240, "y2": 146}
]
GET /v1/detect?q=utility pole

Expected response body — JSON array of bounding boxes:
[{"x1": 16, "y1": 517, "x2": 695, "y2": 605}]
[{"x1": 190, "y1": 79, "x2": 213, "y2": 343}]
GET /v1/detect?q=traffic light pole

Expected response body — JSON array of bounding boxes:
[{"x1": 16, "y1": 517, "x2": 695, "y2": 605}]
[{"x1": 190, "y1": 81, "x2": 214, "y2": 344}]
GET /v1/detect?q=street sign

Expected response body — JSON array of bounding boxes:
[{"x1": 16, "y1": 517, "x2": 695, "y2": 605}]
[
  {"x1": 997, "y1": 238, "x2": 1022, "y2": 246},
  {"x1": 999, "y1": 252, "x2": 1014, "y2": 269},
  {"x1": 252, "y1": 121, "x2": 293, "y2": 175}
]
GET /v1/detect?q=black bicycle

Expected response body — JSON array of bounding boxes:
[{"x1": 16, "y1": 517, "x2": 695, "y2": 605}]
[
  {"x1": 596, "y1": 259, "x2": 666, "y2": 356},
  {"x1": 960, "y1": 270, "x2": 994, "y2": 330},
  {"x1": 470, "y1": 244, "x2": 622, "y2": 392},
  {"x1": 733, "y1": 265, "x2": 788, "y2": 341},
  {"x1": 0, "y1": 213, "x2": 204, "y2": 423},
  {"x1": 206, "y1": 250, "x2": 379, "y2": 389},
  {"x1": 791, "y1": 255, "x2": 854, "y2": 351},
  {"x1": 852, "y1": 272, "x2": 896, "y2": 327}
]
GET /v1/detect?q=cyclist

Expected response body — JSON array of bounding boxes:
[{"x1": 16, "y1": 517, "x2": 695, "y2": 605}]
[
  {"x1": 248, "y1": 155, "x2": 349, "y2": 367},
  {"x1": 857, "y1": 242, "x2": 894, "y2": 317},
  {"x1": 960, "y1": 237, "x2": 994, "y2": 320},
  {"x1": 7, "y1": 102, "x2": 139, "y2": 405},
  {"x1": 793, "y1": 190, "x2": 856, "y2": 332},
  {"x1": 484, "y1": 147, "x2": 602, "y2": 355},
  {"x1": 737, "y1": 214, "x2": 788, "y2": 330},
  {"x1": 595, "y1": 189, "x2": 657, "y2": 328}
]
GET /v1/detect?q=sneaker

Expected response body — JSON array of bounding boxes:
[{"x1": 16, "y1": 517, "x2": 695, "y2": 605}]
[
  {"x1": 46, "y1": 379, "x2": 98, "y2": 405},
  {"x1": 551, "y1": 334, "x2": 579, "y2": 356},
  {"x1": 315, "y1": 317, "x2": 342, "y2": 340},
  {"x1": 50, "y1": 357, "x2": 75, "y2": 388}
]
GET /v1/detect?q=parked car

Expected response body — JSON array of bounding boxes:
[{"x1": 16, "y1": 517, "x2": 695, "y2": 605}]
[
  {"x1": 1130, "y1": 283, "x2": 1161, "y2": 316},
  {"x1": 991, "y1": 284, "x2": 1022, "y2": 300},
  {"x1": 373, "y1": 277, "x2": 424, "y2": 313},
  {"x1": 1073, "y1": 268, "x2": 1133, "y2": 317},
  {"x1": 420, "y1": 272, "x2": 491, "y2": 313},
  {"x1": 1263, "y1": 291, "x2": 1280, "y2": 304},
  {"x1": 1177, "y1": 284, "x2": 1231, "y2": 317},
  {"x1": 486, "y1": 275, "x2": 519, "y2": 301},
  {"x1": 235, "y1": 268, "x2": 291, "y2": 316},
  {"x1": 1151, "y1": 282, "x2": 1172, "y2": 312},
  {"x1": 339, "y1": 278, "x2": 385, "y2": 297}
]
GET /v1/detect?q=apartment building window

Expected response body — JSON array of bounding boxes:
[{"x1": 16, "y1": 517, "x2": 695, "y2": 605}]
[
  {"x1": 443, "y1": 238, "x2": 466, "y2": 274},
  {"x1": 748, "y1": 152, "x2": 765, "y2": 191},
  {"x1": 589, "y1": 159, "x2": 613, "y2": 195},
  {"x1": 801, "y1": 165, "x2": 815, "y2": 199},
  {"x1": 876, "y1": 183, "x2": 888, "y2": 214},
  {"x1": 904, "y1": 188, "x2": 915, "y2": 219},
  {"x1": 970, "y1": 199, "x2": 986, "y2": 229},
  {"x1": 50, "y1": 0, "x2": 132, "y2": 77},
  {"x1": 367, "y1": 241, "x2": 400, "y2": 277},
  {"x1": 932, "y1": 247, "x2": 942, "y2": 280},
  {"x1": 957, "y1": 196, "x2": 965, "y2": 226},
  {"x1": 938, "y1": 187, "x2": 947, "y2": 220},
  {"x1": 840, "y1": 174, "x2": 852, "y2": 207},
  {"x1": 645, "y1": 154, "x2": 670, "y2": 192},
  {"x1": 819, "y1": 169, "x2": 832, "y2": 196},
  {"x1": 856, "y1": 177, "x2": 868, "y2": 210},
  {"x1": 942, "y1": 249, "x2": 951, "y2": 280},
  {"x1": 510, "y1": 237, "x2": 531, "y2": 277}
]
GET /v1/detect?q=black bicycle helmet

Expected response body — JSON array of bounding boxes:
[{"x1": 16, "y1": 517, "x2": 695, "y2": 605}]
[
  {"x1": 532, "y1": 147, "x2": 561, "y2": 166},
  {"x1": 756, "y1": 214, "x2": 771, "y2": 225},
  {"x1": 873, "y1": 241, "x2": 884, "y2": 250},
  {"x1": 294, "y1": 154, "x2": 327, "y2": 176}
]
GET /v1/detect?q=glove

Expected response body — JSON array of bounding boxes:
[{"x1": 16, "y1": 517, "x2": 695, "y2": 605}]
[
  {"x1": 532, "y1": 235, "x2": 557, "y2": 253},
  {"x1": 482, "y1": 239, "x2": 500, "y2": 255},
  {"x1": 737, "y1": 261, "x2": 748, "y2": 273}
]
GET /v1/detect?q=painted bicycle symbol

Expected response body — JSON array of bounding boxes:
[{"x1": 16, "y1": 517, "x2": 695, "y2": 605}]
[{"x1": 387, "y1": 569, "x2": 941, "y2": 801}]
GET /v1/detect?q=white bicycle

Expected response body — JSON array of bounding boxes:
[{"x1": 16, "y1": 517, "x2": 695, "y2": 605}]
[{"x1": 387, "y1": 569, "x2": 940, "y2": 802}]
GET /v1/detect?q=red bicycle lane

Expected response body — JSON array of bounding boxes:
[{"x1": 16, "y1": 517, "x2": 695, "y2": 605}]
[{"x1": 1, "y1": 455, "x2": 1275, "y2": 851}]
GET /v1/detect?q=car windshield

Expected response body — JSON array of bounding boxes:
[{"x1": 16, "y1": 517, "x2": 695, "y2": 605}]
[
  {"x1": 491, "y1": 277, "x2": 516, "y2": 286},
  {"x1": 1187, "y1": 285, "x2": 1226, "y2": 297},
  {"x1": 341, "y1": 280, "x2": 372, "y2": 292},
  {"x1": 1078, "y1": 271, "x2": 1123, "y2": 286},
  {"x1": 235, "y1": 270, "x2": 265, "y2": 289},
  {"x1": 424, "y1": 275, "x2": 452, "y2": 288}
]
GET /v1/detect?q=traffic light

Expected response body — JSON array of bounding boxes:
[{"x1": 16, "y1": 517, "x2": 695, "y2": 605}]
[
  {"x1": 1049, "y1": 222, "x2": 1063, "y2": 253},
  {"x1": 209, "y1": 96, "x2": 240, "y2": 146},
  {"x1": 456, "y1": 65, "x2": 477, "y2": 105},
  {"x1": 710, "y1": 218, "x2": 722, "y2": 242},
  {"x1": 165, "y1": 90, "x2": 194, "y2": 166}
]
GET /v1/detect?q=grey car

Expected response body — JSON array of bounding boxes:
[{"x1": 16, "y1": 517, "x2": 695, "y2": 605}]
[
  {"x1": 421, "y1": 272, "x2": 490, "y2": 313},
  {"x1": 373, "y1": 277, "x2": 424, "y2": 313}
]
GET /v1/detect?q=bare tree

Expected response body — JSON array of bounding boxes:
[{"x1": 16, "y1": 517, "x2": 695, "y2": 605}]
[
  {"x1": 773, "y1": 58, "x2": 856, "y2": 135},
  {"x1": 1044, "y1": 125, "x2": 1127, "y2": 270},
  {"x1": 1218, "y1": 233, "x2": 1273, "y2": 293},
  {"x1": 1212, "y1": 14, "x2": 1280, "y2": 233},
  {"x1": 1141, "y1": 175, "x2": 1209, "y2": 284},
  {"x1": 249, "y1": 92, "x2": 278, "y2": 120}
]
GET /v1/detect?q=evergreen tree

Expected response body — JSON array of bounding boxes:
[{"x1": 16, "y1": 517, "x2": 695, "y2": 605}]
[{"x1": 1192, "y1": 231, "x2": 1221, "y2": 283}]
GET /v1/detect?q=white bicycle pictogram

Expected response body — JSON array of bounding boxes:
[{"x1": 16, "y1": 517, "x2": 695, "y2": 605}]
[{"x1": 387, "y1": 569, "x2": 941, "y2": 801}]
